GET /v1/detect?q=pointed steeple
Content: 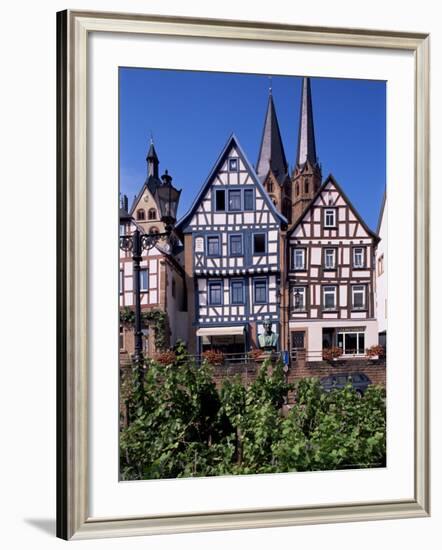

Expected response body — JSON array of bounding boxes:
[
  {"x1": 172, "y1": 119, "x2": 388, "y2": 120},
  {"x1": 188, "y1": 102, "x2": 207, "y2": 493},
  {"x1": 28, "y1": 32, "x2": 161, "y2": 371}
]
[
  {"x1": 291, "y1": 77, "x2": 322, "y2": 224},
  {"x1": 296, "y1": 77, "x2": 318, "y2": 167},
  {"x1": 146, "y1": 138, "x2": 159, "y2": 179},
  {"x1": 256, "y1": 92, "x2": 288, "y2": 184}
]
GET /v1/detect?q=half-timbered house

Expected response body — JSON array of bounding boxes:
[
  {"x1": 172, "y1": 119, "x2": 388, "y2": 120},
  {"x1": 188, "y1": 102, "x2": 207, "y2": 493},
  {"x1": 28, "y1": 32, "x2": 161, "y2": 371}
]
[
  {"x1": 176, "y1": 134, "x2": 288, "y2": 355},
  {"x1": 119, "y1": 145, "x2": 187, "y2": 365},
  {"x1": 375, "y1": 192, "x2": 387, "y2": 349},
  {"x1": 285, "y1": 76, "x2": 380, "y2": 361},
  {"x1": 287, "y1": 175, "x2": 380, "y2": 359}
]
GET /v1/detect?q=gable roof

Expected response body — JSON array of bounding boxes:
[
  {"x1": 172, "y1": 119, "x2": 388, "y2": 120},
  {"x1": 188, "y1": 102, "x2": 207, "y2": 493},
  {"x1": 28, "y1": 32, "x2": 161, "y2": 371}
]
[
  {"x1": 376, "y1": 189, "x2": 387, "y2": 235},
  {"x1": 176, "y1": 133, "x2": 288, "y2": 232},
  {"x1": 129, "y1": 174, "x2": 162, "y2": 215},
  {"x1": 287, "y1": 173, "x2": 379, "y2": 241}
]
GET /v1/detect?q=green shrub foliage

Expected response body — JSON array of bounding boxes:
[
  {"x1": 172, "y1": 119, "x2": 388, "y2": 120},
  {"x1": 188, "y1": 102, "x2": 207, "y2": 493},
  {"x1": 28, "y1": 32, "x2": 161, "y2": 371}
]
[{"x1": 120, "y1": 342, "x2": 386, "y2": 479}]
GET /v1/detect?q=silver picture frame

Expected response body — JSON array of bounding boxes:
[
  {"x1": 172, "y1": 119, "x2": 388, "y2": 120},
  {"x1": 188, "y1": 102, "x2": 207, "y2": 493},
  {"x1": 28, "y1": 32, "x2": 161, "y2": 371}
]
[{"x1": 56, "y1": 9, "x2": 430, "y2": 540}]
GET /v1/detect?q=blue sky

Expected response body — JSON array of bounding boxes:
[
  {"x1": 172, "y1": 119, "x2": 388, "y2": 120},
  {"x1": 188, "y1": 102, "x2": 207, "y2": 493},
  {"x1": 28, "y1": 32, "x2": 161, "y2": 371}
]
[{"x1": 119, "y1": 68, "x2": 386, "y2": 231}]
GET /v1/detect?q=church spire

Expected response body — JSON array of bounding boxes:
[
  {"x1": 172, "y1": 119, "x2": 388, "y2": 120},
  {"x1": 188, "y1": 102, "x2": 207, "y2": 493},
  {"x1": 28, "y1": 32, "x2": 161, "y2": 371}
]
[
  {"x1": 256, "y1": 91, "x2": 288, "y2": 184},
  {"x1": 291, "y1": 77, "x2": 322, "y2": 223},
  {"x1": 296, "y1": 77, "x2": 318, "y2": 167},
  {"x1": 146, "y1": 138, "x2": 159, "y2": 179}
]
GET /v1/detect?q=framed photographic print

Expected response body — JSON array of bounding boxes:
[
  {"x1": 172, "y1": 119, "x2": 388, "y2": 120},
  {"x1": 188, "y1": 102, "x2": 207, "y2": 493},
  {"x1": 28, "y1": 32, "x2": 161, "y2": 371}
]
[{"x1": 57, "y1": 10, "x2": 430, "y2": 540}]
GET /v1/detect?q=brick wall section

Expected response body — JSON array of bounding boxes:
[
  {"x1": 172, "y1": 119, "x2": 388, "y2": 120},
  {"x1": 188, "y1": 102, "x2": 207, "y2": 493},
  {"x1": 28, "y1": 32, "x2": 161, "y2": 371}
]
[{"x1": 289, "y1": 359, "x2": 386, "y2": 386}]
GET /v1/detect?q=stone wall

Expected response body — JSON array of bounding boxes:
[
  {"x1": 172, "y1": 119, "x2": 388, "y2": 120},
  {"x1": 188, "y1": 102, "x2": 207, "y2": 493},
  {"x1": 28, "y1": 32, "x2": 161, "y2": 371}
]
[{"x1": 289, "y1": 359, "x2": 386, "y2": 386}]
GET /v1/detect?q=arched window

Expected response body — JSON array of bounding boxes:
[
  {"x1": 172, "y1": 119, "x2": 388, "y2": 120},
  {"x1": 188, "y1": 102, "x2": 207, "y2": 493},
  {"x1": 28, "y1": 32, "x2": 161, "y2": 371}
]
[
  {"x1": 149, "y1": 226, "x2": 159, "y2": 235},
  {"x1": 148, "y1": 208, "x2": 157, "y2": 220},
  {"x1": 304, "y1": 179, "x2": 309, "y2": 194},
  {"x1": 136, "y1": 209, "x2": 145, "y2": 221},
  {"x1": 295, "y1": 182, "x2": 299, "y2": 196},
  {"x1": 267, "y1": 181, "x2": 273, "y2": 193}
]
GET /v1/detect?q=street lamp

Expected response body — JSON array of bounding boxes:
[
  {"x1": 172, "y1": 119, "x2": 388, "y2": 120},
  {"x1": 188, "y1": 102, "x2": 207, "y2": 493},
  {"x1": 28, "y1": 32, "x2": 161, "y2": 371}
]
[
  {"x1": 119, "y1": 170, "x2": 181, "y2": 387},
  {"x1": 155, "y1": 170, "x2": 181, "y2": 233}
]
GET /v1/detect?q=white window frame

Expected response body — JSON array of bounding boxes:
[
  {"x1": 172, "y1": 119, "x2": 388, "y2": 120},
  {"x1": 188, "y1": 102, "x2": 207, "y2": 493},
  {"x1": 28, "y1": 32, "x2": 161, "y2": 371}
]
[
  {"x1": 353, "y1": 246, "x2": 365, "y2": 268},
  {"x1": 352, "y1": 284, "x2": 366, "y2": 310},
  {"x1": 324, "y1": 208, "x2": 336, "y2": 228},
  {"x1": 292, "y1": 286, "x2": 306, "y2": 311},
  {"x1": 119, "y1": 269, "x2": 124, "y2": 295},
  {"x1": 324, "y1": 248, "x2": 336, "y2": 269},
  {"x1": 337, "y1": 330, "x2": 366, "y2": 356},
  {"x1": 139, "y1": 268, "x2": 149, "y2": 292},
  {"x1": 293, "y1": 248, "x2": 306, "y2": 270},
  {"x1": 323, "y1": 285, "x2": 337, "y2": 310}
]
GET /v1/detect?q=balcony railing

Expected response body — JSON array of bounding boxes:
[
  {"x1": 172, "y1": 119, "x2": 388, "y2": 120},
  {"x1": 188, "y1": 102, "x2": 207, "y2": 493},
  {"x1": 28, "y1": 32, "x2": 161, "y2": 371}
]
[{"x1": 191, "y1": 351, "x2": 283, "y2": 367}]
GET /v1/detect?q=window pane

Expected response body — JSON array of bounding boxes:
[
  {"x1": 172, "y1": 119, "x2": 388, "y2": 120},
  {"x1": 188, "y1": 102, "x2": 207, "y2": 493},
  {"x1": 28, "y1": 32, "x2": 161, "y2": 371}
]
[
  {"x1": 293, "y1": 287, "x2": 305, "y2": 309},
  {"x1": 253, "y1": 234, "x2": 266, "y2": 254},
  {"x1": 254, "y1": 281, "x2": 266, "y2": 303},
  {"x1": 140, "y1": 269, "x2": 148, "y2": 291},
  {"x1": 346, "y1": 333, "x2": 357, "y2": 354},
  {"x1": 354, "y1": 247, "x2": 364, "y2": 267},
  {"x1": 325, "y1": 209, "x2": 335, "y2": 226},
  {"x1": 294, "y1": 249, "x2": 305, "y2": 268},
  {"x1": 231, "y1": 281, "x2": 244, "y2": 304},
  {"x1": 244, "y1": 189, "x2": 254, "y2": 210},
  {"x1": 358, "y1": 332, "x2": 365, "y2": 354},
  {"x1": 229, "y1": 190, "x2": 241, "y2": 211},
  {"x1": 230, "y1": 235, "x2": 242, "y2": 255},
  {"x1": 325, "y1": 249, "x2": 335, "y2": 268},
  {"x1": 324, "y1": 286, "x2": 336, "y2": 308},
  {"x1": 229, "y1": 158, "x2": 238, "y2": 171},
  {"x1": 208, "y1": 237, "x2": 219, "y2": 255},
  {"x1": 215, "y1": 190, "x2": 225, "y2": 211},
  {"x1": 209, "y1": 283, "x2": 222, "y2": 305}
]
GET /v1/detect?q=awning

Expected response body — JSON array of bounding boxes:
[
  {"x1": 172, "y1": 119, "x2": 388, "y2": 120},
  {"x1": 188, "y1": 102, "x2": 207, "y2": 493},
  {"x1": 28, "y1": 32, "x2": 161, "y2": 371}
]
[{"x1": 196, "y1": 326, "x2": 245, "y2": 337}]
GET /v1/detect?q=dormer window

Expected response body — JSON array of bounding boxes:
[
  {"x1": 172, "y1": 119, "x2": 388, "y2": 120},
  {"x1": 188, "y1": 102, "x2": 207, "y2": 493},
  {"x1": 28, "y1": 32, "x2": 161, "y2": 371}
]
[
  {"x1": 136, "y1": 209, "x2": 146, "y2": 221},
  {"x1": 148, "y1": 208, "x2": 157, "y2": 220},
  {"x1": 228, "y1": 158, "x2": 238, "y2": 172},
  {"x1": 268, "y1": 181, "x2": 273, "y2": 193},
  {"x1": 324, "y1": 208, "x2": 336, "y2": 228},
  {"x1": 304, "y1": 179, "x2": 309, "y2": 193}
]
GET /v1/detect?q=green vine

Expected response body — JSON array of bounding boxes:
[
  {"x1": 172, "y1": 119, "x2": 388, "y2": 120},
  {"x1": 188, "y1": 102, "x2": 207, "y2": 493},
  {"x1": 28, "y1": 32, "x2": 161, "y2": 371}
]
[{"x1": 119, "y1": 306, "x2": 170, "y2": 351}]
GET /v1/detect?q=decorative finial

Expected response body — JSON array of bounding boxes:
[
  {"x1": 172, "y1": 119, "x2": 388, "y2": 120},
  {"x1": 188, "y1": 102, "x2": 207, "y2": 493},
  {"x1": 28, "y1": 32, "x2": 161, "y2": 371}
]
[
  {"x1": 150, "y1": 131, "x2": 154, "y2": 145},
  {"x1": 268, "y1": 76, "x2": 272, "y2": 95}
]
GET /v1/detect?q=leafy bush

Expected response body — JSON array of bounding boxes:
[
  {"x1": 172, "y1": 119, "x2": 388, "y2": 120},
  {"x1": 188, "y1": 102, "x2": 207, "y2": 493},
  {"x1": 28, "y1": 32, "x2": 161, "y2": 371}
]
[{"x1": 120, "y1": 348, "x2": 386, "y2": 480}]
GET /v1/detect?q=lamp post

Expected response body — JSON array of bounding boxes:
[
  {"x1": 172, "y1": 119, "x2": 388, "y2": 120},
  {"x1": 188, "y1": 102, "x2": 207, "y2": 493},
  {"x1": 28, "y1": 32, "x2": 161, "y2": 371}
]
[{"x1": 119, "y1": 171, "x2": 181, "y2": 389}]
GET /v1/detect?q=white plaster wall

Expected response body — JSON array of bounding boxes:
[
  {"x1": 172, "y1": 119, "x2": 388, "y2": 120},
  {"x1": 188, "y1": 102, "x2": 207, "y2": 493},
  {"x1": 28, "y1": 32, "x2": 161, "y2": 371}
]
[
  {"x1": 289, "y1": 319, "x2": 378, "y2": 353},
  {"x1": 376, "y1": 196, "x2": 388, "y2": 334}
]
